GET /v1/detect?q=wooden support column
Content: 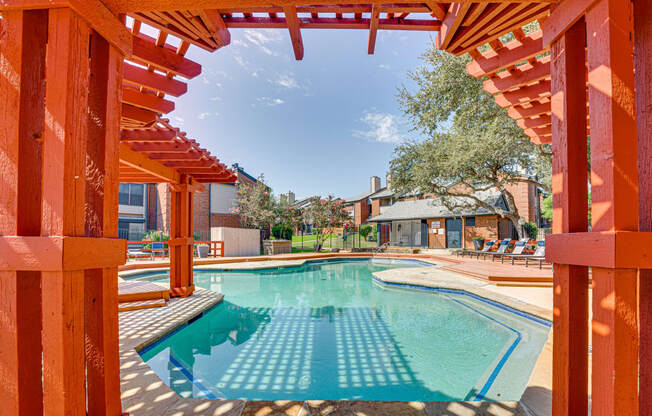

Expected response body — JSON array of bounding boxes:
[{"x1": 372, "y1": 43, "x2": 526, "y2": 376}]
[
  {"x1": 84, "y1": 30, "x2": 124, "y2": 415},
  {"x1": 0, "y1": 9, "x2": 47, "y2": 415},
  {"x1": 40, "y1": 8, "x2": 91, "y2": 415},
  {"x1": 635, "y1": 0, "x2": 652, "y2": 413},
  {"x1": 169, "y1": 176, "x2": 195, "y2": 298},
  {"x1": 585, "y1": 1, "x2": 639, "y2": 414},
  {"x1": 549, "y1": 18, "x2": 589, "y2": 416}
]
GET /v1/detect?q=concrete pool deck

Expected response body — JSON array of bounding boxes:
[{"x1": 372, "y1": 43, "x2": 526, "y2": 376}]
[{"x1": 118, "y1": 259, "x2": 553, "y2": 416}]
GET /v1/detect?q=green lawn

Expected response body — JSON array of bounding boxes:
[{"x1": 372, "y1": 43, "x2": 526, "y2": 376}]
[{"x1": 291, "y1": 232, "x2": 378, "y2": 250}]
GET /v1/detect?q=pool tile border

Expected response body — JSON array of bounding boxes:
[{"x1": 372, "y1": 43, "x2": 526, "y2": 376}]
[{"x1": 119, "y1": 259, "x2": 551, "y2": 416}]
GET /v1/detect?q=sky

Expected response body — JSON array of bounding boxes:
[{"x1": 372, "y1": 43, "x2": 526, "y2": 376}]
[{"x1": 170, "y1": 27, "x2": 434, "y2": 200}]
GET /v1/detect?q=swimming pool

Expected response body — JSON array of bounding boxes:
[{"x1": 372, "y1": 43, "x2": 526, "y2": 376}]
[{"x1": 136, "y1": 258, "x2": 550, "y2": 402}]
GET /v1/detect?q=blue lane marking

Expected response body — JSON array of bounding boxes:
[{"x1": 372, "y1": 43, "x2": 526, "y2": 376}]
[
  {"x1": 371, "y1": 276, "x2": 551, "y2": 401},
  {"x1": 168, "y1": 352, "x2": 217, "y2": 399},
  {"x1": 371, "y1": 276, "x2": 551, "y2": 328},
  {"x1": 448, "y1": 297, "x2": 522, "y2": 401}
]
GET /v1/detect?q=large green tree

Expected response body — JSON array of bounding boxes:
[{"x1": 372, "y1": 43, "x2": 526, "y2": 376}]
[{"x1": 390, "y1": 42, "x2": 551, "y2": 237}]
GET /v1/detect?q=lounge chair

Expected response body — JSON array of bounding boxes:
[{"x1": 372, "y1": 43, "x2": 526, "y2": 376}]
[
  {"x1": 495, "y1": 239, "x2": 528, "y2": 262},
  {"x1": 525, "y1": 242, "x2": 548, "y2": 268},
  {"x1": 482, "y1": 239, "x2": 512, "y2": 260},
  {"x1": 454, "y1": 240, "x2": 495, "y2": 258},
  {"x1": 149, "y1": 241, "x2": 168, "y2": 260},
  {"x1": 503, "y1": 241, "x2": 546, "y2": 267}
]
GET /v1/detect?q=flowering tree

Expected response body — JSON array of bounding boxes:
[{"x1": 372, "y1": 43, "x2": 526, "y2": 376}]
[
  {"x1": 233, "y1": 175, "x2": 275, "y2": 230},
  {"x1": 275, "y1": 204, "x2": 304, "y2": 239},
  {"x1": 305, "y1": 196, "x2": 351, "y2": 252}
]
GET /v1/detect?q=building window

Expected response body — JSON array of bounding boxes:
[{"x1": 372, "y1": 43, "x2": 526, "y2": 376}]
[
  {"x1": 465, "y1": 216, "x2": 476, "y2": 227},
  {"x1": 119, "y1": 183, "x2": 144, "y2": 206}
]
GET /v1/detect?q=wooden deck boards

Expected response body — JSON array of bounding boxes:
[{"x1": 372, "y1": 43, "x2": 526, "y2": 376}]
[{"x1": 118, "y1": 281, "x2": 170, "y2": 303}]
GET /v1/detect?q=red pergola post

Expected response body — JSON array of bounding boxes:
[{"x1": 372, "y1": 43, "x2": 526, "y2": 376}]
[
  {"x1": 550, "y1": 18, "x2": 589, "y2": 416},
  {"x1": 0, "y1": 5, "x2": 127, "y2": 415},
  {"x1": 0, "y1": 9, "x2": 47, "y2": 415},
  {"x1": 635, "y1": 0, "x2": 652, "y2": 413},
  {"x1": 169, "y1": 176, "x2": 195, "y2": 297},
  {"x1": 84, "y1": 30, "x2": 124, "y2": 415},
  {"x1": 586, "y1": 1, "x2": 639, "y2": 414}
]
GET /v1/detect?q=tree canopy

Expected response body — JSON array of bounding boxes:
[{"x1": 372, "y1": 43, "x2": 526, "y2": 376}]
[{"x1": 390, "y1": 41, "x2": 551, "y2": 236}]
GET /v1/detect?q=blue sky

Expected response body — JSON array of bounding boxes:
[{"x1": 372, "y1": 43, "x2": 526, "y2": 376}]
[{"x1": 172, "y1": 28, "x2": 434, "y2": 199}]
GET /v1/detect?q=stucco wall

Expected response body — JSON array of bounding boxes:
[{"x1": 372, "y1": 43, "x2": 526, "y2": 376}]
[{"x1": 211, "y1": 227, "x2": 260, "y2": 257}]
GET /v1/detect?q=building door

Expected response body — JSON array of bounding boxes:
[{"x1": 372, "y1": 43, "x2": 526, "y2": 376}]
[{"x1": 445, "y1": 218, "x2": 463, "y2": 248}]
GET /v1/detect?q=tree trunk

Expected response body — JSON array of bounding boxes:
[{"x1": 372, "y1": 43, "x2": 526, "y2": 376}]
[{"x1": 508, "y1": 215, "x2": 524, "y2": 239}]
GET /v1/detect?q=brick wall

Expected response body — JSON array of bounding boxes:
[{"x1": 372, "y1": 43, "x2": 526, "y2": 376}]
[
  {"x1": 193, "y1": 187, "x2": 210, "y2": 239},
  {"x1": 504, "y1": 181, "x2": 538, "y2": 223},
  {"x1": 154, "y1": 183, "x2": 171, "y2": 234},
  {"x1": 354, "y1": 200, "x2": 370, "y2": 225},
  {"x1": 210, "y1": 213, "x2": 241, "y2": 229},
  {"x1": 463, "y1": 216, "x2": 499, "y2": 249},
  {"x1": 371, "y1": 199, "x2": 381, "y2": 218}
]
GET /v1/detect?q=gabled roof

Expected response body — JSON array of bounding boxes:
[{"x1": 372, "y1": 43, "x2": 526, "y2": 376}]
[
  {"x1": 369, "y1": 190, "x2": 506, "y2": 222},
  {"x1": 343, "y1": 187, "x2": 387, "y2": 204}
]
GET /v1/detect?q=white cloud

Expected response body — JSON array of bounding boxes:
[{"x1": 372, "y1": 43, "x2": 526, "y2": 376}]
[
  {"x1": 271, "y1": 72, "x2": 299, "y2": 89},
  {"x1": 355, "y1": 112, "x2": 403, "y2": 143},
  {"x1": 379, "y1": 64, "x2": 391, "y2": 70},
  {"x1": 174, "y1": 116, "x2": 185, "y2": 125},
  {"x1": 256, "y1": 97, "x2": 285, "y2": 107},
  {"x1": 209, "y1": 96, "x2": 222, "y2": 101},
  {"x1": 197, "y1": 112, "x2": 219, "y2": 120},
  {"x1": 243, "y1": 29, "x2": 282, "y2": 56}
]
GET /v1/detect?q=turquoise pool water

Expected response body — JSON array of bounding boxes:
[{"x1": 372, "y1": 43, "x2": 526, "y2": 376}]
[{"x1": 137, "y1": 259, "x2": 550, "y2": 402}]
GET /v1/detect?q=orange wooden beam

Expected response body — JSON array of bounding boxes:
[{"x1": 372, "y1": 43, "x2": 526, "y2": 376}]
[
  {"x1": 122, "y1": 88, "x2": 175, "y2": 113},
  {"x1": 131, "y1": 33, "x2": 201, "y2": 78},
  {"x1": 0, "y1": 0, "x2": 132, "y2": 55},
  {"x1": 121, "y1": 128, "x2": 176, "y2": 141},
  {"x1": 200, "y1": 9, "x2": 231, "y2": 46},
  {"x1": 283, "y1": 5, "x2": 304, "y2": 60},
  {"x1": 467, "y1": 30, "x2": 546, "y2": 78},
  {"x1": 585, "y1": 1, "x2": 639, "y2": 413},
  {"x1": 635, "y1": 0, "x2": 652, "y2": 413},
  {"x1": 483, "y1": 58, "x2": 550, "y2": 94},
  {"x1": 435, "y1": 2, "x2": 470, "y2": 50},
  {"x1": 40, "y1": 8, "x2": 90, "y2": 413},
  {"x1": 549, "y1": 19, "x2": 589, "y2": 416},
  {"x1": 508, "y1": 101, "x2": 551, "y2": 119},
  {"x1": 424, "y1": 2, "x2": 446, "y2": 20},
  {"x1": 517, "y1": 115, "x2": 551, "y2": 129},
  {"x1": 129, "y1": 142, "x2": 191, "y2": 152},
  {"x1": 368, "y1": 3, "x2": 380, "y2": 54},
  {"x1": 496, "y1": 80, "x2": 551, "y2": 107},
  {"x1": 542, "y1": 0, "x2": 599, "y2": 46},
  {"x1": 0, "y1": 9, "x2": 47, "y2": 415},
  {"x1": 119, "y1": 143, "x2": 179, "y2": 182},
  {"x1": 147, "y1": 151, "x2": 204, "y2": 160},
  {"x1": 123, "y1": 62, "x2": 187, "y2": 97},
  {"x1": 223, "y1": 16, "x2": 440, "y2": 31},
  {"x1": 121, "y1": 103, "x2": 157, "y2": 125}
]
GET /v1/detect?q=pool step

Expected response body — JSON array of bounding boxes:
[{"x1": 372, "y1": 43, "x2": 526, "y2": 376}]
[{"x1": 118, "y1": 299, "x2": 167, "y2": 312}]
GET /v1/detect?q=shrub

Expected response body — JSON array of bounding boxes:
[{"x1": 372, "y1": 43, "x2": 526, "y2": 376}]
[
  {"x1": 272, "y1": 225, "x2": 293, "y2": 240},
  {"x1": 142, "y1": 230, "x2": 169, "y2": 249},
  {"x1": 523, "y1": 222, "x2": 538, "y2": 240},
  {"x1": 359, "y1": 224, "x2": 374, "y2": 241}
]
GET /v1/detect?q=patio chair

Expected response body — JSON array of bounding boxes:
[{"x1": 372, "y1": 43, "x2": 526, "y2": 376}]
[
  {"x1": 454, "y1": 240, "x2": 495, "y2": 258},
  {"x1": 504, "y1": 241, "x2": 546, "y2": 267},
  {"x1": 481, "y1": 239, "x2": 512, "y2": 260},
  {"x1": 524, "y1": 242, "x2": 548, "y2": 269},
  {"x1": 496, "y1": 239, "x2": 528, "y2": 263},
  {"x1": 150, "y1": 241, "x2": 168, "y2": 260}
]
